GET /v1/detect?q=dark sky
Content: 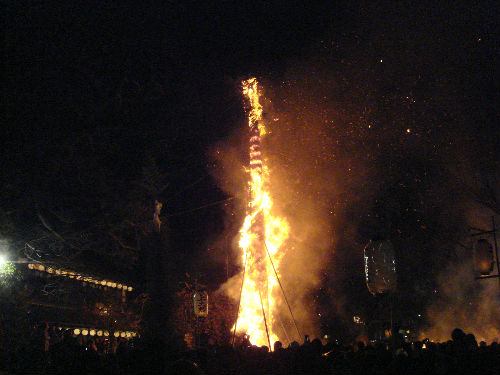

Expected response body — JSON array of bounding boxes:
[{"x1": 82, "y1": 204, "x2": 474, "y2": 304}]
[
  {"x1": 3, "y1": 1, "x2": 499, "y2": 334},
  {"x1": 3, "y1": 1, "x2": 353, "y2": 257}
]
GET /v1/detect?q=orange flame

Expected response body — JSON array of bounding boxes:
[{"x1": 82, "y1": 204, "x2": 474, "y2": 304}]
[{"x1": 233, "y1": 78, "x2": 290, "y2": 347}]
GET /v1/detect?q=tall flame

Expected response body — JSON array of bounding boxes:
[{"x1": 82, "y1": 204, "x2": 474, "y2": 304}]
[{"x1": 234, "y1": 78, "x2": 290, "y2": 347}]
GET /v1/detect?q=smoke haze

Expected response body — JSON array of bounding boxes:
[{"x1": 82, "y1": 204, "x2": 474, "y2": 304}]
[
  {"x1": 421, "y1": 205, "x2": 500, "y2": 344},
  {"x1": 213, "y1": 64, "x2": 390, "y2": 342},
  {"x1": 211, "y1": 25, "x2": 498, "y2": 342}
]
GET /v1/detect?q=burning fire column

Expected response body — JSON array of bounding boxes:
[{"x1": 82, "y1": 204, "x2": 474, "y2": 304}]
[
  {"x1": 246, "y1": 78, "x2": 269, "y2": 340},
  {"x1": 246, "y1": 76, "x2": 267, "y2": 303},
  {"x1": 235, "y1": 78, "x2": 276, "y2": 347}
]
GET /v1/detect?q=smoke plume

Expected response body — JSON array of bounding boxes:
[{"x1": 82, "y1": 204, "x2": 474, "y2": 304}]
[
  {"x1": 421, "y1": 205, "x2": 500, "y2": 344},
  {"x1": 211, "y1": 33, "x2": 497, "y2": 342},
  {"x1": 213, "y1": 67, "x2": 374, "y2": 343}
]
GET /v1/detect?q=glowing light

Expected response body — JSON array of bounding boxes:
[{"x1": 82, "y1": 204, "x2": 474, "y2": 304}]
[{"x1": 74, "y1": 328, "x2": 81, "y2": 335}]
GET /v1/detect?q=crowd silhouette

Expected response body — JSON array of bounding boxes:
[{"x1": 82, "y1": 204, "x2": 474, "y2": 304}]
[{"x1": 1, "y1": 326, "x2": 498, "y2": 374}]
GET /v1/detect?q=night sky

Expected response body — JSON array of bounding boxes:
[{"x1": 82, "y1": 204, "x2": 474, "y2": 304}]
[{"x1": 3, "y1": 1, "x2": 499, "y2": 338}]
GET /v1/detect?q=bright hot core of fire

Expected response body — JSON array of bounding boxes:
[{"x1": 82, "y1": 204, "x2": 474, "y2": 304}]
[{"x1": 234, "y1": 78, "x2": 290, "y2": 347}]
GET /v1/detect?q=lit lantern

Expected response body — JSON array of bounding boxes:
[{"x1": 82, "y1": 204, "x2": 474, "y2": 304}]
[
  {"x1": 106, "y1": 281, "x2": 112, "y2": 287},
  {"x1": 364, "y1": 239, "x2": 397, "y2": 295},
  {"x1": 104, "y1": 331, "x2": 109, "y2": 337},
  {"x1": 101, "y1": 280, "x2": 106, "y2": 286},
  {"x1": 90, "y1": 329, "x2": 96, "y2": 336},
  {"x1": 120, "y1": 332, "x2": 126, "y2": 338},
  {"x1": 74, "y1": 328, "x2": 81, "y2": 335},
  {"x1": 128, "y1": 286, "x2": 133, "y2": 291},
  {"x1": 82, "y1": 329, "x2": 88, "y2": 336},
  {"x1": 114, "y1": 331, "x2": 120, "y2": 338},
  {"x1": 193, "y1": 290, "x2": 209, "y2": 317},
  {"x1": 474, "y1": 239, "x2": 494, "y2": 275},
  {"x1": 97, "y1": 330, "x2": 103, "y2": 337},
  {"x1": 28, "y1": 264, "x2": 34, "y2": 269},
  {"x1": 111, "y1": 283, "x2": 116, "y2": 288},
  {"x1": 56, "y1": 269, "x2": 61, "y2": 275},
  {"x1": 47, "y1": 267, "x2": 54, "y2": 274},
  {"x1": 117, "y1": 284, "x2": 123, "y2": 289},
  {"x1": 126, "y1": 332, "x2": 131, "y2": 338}
]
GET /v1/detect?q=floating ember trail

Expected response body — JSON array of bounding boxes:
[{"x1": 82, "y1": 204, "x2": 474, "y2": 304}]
[{"x1": 233, "y1": 78, "x2": 293, "y2": 347}]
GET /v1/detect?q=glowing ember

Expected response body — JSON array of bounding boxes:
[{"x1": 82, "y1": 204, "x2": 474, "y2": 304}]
[{"x1": 233, "y1": 78, "x2": 290, "y2": 347}]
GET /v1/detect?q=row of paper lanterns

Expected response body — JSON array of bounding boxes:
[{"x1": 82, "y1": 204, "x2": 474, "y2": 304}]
[
  {"x1": 72, "y1": 328, "x2": 137, "y2": 338},
  {"x1": 28, "y1": 263, "x2": 133, "y2": 291}
]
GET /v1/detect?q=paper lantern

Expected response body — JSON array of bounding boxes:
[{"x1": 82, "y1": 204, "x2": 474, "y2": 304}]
[
  {"x1": 193, "y1": 291, "x2": 209, "y2": 317},
  {"x1": 474, "y1": 239, "x2": 494, "y2": 275},
  {"x1": 364, "y1": 239, "x2": 397, "y2": 295}
]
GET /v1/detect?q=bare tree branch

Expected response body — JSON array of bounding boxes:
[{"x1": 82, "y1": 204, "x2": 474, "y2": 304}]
[{"x1": 107, "y1": 230, "x2": 139, "y2": 251}]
